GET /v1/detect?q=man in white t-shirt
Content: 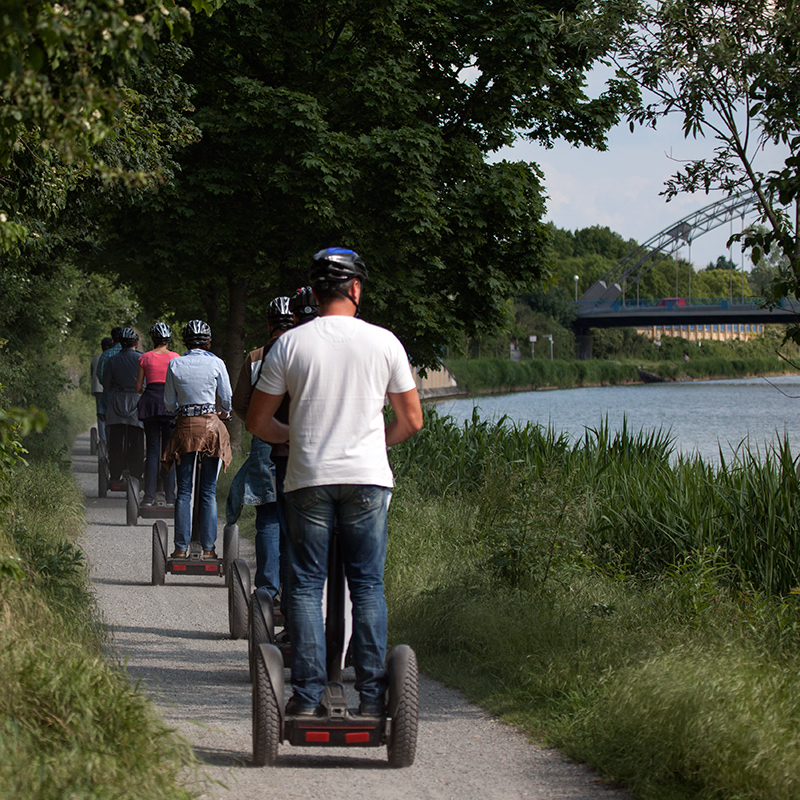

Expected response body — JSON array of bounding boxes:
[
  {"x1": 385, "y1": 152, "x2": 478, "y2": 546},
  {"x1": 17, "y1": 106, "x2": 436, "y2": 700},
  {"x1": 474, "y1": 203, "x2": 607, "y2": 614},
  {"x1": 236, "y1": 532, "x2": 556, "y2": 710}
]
[{"x1": 247, "y1": 247, "x2": 423, "y2": 718}]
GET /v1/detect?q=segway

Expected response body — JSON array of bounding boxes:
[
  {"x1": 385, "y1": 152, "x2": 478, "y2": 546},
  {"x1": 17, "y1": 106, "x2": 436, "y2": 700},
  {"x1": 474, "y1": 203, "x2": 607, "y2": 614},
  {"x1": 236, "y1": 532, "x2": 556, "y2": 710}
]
[
  {"x1": 251, "y1": 530, "x2": 419, "y2": 767},
  {"x1": 97, "y1": 439, "x2": 127, "y2": 499},
  {"x1": 228, "y1": 553, "x2": 251, "y2": 640},
  {"x1": 126, "y1": 472, "x2": 176, "y2": 527},
  {"x1": 150, "y1": 455, "x2": 239, "y2": 586}
]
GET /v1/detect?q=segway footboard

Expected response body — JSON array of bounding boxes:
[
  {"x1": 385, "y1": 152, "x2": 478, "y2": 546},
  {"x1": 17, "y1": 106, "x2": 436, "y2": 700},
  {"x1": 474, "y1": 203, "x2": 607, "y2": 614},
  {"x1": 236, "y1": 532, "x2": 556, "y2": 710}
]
[
  {"x1": 284, "y1": 683, "x2": 386, "y2": 748},
  {"x1": 168, "y1": 554, "x2": 225, "y2": 578}
]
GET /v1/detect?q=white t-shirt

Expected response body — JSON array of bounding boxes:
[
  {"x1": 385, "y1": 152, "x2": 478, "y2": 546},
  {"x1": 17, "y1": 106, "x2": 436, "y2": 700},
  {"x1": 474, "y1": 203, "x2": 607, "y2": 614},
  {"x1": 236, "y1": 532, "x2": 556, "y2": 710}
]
[{"x1": 256, "y1": 316, "x2": 416, "y2": 493}]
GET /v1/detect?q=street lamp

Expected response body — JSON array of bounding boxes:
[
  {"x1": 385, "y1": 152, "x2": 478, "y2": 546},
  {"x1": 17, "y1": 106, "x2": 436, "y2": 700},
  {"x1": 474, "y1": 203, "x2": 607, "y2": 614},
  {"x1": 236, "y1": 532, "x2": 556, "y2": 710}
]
[{"x1": 574, "y1": 275, "x2": 579, "y2": 302}]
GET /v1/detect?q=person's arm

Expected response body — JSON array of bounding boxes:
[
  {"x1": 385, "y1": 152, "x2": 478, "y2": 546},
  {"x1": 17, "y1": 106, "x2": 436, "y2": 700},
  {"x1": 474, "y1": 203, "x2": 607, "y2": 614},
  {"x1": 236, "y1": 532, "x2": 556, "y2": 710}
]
[
  {"x1": 102, "y1": 357, "x2": 113, "y2": 392},
  {"x1": 386, "y1": 388, "x2": 423, "y2": 446},
  {"x1": 231, "y1": 354, "x2": 256, "y2": 421},
  {"x1": 216, "y1": 360, "x2": 234, "y2": 419},
  {"x1": 135, "y1": 362, "x2": 146, "y2": 394},
  {"x1": 163, "y1": 364, "x2": 178, "y2": 413},
  {"x1": 246, "y1": 389, "x2": 290, "y2": 443}
]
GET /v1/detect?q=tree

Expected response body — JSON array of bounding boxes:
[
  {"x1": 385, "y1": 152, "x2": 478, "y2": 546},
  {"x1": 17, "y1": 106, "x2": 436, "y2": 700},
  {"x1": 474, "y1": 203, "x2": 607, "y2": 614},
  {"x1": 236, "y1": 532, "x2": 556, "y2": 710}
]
[
  {"x1": 706, "y1": 255, "x2": 736, "y2": 271},
  {"x1": 0, "y1": 1, "x2": 222, "y2": 245},
  {"x1": 104, "y1": 0, "x2": 634, "y2": 374},
  {"x1": 610, "y1": 0, "x2": 800, "y2": 340},
  {"x1": 0, "y1": 1, "x2": 222, "y2": 410}
]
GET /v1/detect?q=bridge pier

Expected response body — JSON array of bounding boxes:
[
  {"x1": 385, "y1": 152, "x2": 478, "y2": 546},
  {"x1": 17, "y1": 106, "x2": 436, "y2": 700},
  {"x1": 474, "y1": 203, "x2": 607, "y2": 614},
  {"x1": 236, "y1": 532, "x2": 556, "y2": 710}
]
[{"x1": 576, "y1": 332, "x2": 593, "y2": 360}]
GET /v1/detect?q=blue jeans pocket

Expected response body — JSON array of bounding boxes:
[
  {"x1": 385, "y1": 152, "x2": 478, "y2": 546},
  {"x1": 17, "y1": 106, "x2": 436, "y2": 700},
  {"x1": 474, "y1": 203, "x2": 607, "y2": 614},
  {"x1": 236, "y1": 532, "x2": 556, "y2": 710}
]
[
  {"x1": 288, "y1": 486, "x2": 319, "y2": 511},
  {"x1": 353, "y1": 485, "x2": 386, "y2": 511}
]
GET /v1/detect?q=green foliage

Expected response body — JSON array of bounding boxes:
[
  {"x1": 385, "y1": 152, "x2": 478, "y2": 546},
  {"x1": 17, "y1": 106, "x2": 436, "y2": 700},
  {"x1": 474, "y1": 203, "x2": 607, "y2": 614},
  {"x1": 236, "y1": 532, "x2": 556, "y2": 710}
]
[{"x1": 104, "y1": 0, "x2": 634, "y2": 369}]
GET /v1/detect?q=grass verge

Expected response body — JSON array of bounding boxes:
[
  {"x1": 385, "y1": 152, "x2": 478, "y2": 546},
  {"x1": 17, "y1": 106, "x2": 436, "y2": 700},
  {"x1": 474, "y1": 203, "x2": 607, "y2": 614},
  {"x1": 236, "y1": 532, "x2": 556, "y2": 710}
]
[
  {"x1": 385, "y1": 408, "x2": 800, "y2": 800},
  {"x1": 0, "y1": 397, "x2": 196, "y2": 799}
]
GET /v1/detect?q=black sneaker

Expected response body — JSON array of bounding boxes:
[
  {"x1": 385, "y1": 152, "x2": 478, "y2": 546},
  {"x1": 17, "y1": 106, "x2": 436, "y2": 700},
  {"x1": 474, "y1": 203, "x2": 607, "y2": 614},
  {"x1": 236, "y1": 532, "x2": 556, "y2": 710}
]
[
  {"x1": 285, "y1": 696, "x2": 319, "y2": 717},
  {"x1": 358, "y1": 699, "x2": 385, "y2": 718}
]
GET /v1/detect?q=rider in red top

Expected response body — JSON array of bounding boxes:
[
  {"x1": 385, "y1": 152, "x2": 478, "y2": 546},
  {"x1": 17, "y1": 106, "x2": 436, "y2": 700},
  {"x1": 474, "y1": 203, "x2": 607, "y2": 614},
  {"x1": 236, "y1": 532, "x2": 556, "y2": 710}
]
[{"x1": 136, "y1": 323, "x2": 179, "y2": 507}]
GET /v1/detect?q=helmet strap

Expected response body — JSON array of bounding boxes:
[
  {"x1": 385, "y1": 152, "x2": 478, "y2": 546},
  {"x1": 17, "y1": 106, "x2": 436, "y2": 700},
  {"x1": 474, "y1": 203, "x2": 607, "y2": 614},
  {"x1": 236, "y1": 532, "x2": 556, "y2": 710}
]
[{"x1": 336, "y1": 280, "x2": 361, "y2": 316}]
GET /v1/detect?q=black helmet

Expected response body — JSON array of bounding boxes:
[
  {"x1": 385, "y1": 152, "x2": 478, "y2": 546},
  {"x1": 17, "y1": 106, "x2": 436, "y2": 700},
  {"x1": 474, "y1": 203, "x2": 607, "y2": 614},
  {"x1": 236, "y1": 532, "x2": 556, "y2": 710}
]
[
  {"x1": 119, "y1": 327, "x2": 139, "y2": 347},
  {"x1": 267, "y1": 296, "x2": 293, "y2": 330},
  {"x1": 149, "y1": 321, "x2": 172, "y2": 344},
  {"x1": 289, "y1": 285, "x2": 319, "y2": 323},
  {"x1": 100, "y1": 337, "x2": 114, "y2": 351},
  {"x1": 110, "y1": 326, "x2": 124, "y2": 342},
  {"x1": 310, "y1": 247, "x2": 367, "y2": 284},
  {"x1": 182, "y1": 319, "x2": 212, "y2": 348}
]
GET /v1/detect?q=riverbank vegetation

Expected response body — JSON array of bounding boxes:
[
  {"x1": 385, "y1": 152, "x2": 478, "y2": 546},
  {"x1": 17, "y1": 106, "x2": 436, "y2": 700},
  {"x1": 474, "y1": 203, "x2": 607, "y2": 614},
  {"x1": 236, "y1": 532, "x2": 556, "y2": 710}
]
[
  {"x1": 0, "y1": 396, "x2": 194, "y2": 799},
  {"x1": 386, "y1": 408, "x2": 800, "y2": 800},
  {"x1": 449, "y1": 322, "x2": 797, "y2": 395}
]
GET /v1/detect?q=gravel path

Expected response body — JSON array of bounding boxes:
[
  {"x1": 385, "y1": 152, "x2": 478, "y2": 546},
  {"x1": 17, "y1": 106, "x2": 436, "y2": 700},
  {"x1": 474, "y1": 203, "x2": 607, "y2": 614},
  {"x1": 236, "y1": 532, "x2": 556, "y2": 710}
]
[{"x1": 72, "y1": 431, "x2": 630, "y2": 800}]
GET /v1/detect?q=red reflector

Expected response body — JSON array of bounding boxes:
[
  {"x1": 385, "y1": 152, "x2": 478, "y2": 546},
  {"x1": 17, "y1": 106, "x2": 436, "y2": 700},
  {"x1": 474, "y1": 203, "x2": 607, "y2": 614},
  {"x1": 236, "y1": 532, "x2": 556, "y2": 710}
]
[
  {"x1": 345, "y1": 732, "x2": 371, "y2": 744},
  {"x1": 205, "y1": 565, "x2": 217, "y2": 572},
  {"x1": 173, "y1": 564, "x2": 186, "y2": 571},
  {"x1": 305, "y1": 731, "x2": 330, "y2": 743}
]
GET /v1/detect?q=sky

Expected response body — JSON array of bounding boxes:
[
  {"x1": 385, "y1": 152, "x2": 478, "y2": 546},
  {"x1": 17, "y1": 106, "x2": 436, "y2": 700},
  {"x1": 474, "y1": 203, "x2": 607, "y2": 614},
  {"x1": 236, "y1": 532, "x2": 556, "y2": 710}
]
[{"x1": 492, "y1": 109, "x2": 788, "y2": 276}]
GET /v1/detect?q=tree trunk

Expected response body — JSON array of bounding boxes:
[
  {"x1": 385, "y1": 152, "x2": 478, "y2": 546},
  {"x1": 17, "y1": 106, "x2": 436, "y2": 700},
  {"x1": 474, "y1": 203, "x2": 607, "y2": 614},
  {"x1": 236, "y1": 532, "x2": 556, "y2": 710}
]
[{"x1": 224, "y1": 276, "x2": 249, "y2": 454}]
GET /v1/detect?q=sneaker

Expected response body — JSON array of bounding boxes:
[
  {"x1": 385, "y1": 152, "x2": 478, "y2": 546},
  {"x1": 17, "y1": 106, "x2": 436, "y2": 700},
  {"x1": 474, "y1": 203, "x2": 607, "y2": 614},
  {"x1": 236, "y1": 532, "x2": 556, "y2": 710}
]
[
  {"x1": 202, "y1": 550, "x2": 217, "y2": 560},
  {"x1": 285, "y1": 696, "x2": 319, "y2": 717},
  {"x1": 170, "y1": 549, "x2": 187, "y2": 559},
  {"x1": 358, "y1": 699, "x2": 385, "y2": 718},
  {"x1": 141, "y1": 501, "x2": 154, "y2": 508}
]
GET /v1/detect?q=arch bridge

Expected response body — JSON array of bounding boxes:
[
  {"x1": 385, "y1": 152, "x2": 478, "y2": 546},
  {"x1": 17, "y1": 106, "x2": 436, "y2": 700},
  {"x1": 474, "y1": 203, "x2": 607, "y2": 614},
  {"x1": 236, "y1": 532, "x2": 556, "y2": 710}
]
[{"x1": 572, "y1": 191, "x2": 800, "y2": 357}]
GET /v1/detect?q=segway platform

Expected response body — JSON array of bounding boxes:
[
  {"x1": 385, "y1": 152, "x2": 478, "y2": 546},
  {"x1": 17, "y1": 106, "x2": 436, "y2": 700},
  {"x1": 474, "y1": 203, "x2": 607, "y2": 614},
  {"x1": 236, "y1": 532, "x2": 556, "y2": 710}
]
[
  {"x1": 126, "y1": 474, "x2": 175, "y2": 526},
  {"x1": 150, "y1": 511, "x2": 239, "y2": 586},
  {"x1": 169, "y1": 541, "x2": 224, "y2": 576},
  {"x1": 284, "y1": 683, "x2": 385, "y2": 748}
]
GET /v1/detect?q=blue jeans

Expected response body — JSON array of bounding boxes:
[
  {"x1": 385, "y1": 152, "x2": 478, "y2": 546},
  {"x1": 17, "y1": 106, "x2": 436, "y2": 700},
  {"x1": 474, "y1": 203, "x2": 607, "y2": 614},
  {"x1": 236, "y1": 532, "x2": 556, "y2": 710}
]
[
  {"x1": 255, "y1": 503, "x2": 281, "y2": 596},
  {"x1": 174, "y1": 453, "x2": 220, "y2": 551},
  {"x1": 142, "y1": 417, "x2": 175, "y2": 504},
  {"x1": 273, "y1": 457, "x2": 290, "y2": 621},
  {"x1": 285, "y1": 484, "x2": 390, "y2": 707}
]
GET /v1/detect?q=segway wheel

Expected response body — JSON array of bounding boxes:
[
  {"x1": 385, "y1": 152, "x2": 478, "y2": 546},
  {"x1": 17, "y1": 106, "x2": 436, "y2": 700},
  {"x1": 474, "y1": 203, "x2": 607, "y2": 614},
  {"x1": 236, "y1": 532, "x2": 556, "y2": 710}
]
[
  {"x1": 222, "y1": 523, "x2": 240, "y2": 583},
  {"x1": 249, "y1": 587, "x2": 275, "y2": 681},
  {"x1": 151, "y1": 521, "x2": 168, "y2": 586},
  {"x1": 386, "y1": 644, "x2": 419, "y2": 768},
  {"x1": 126, "y1": 476, "x2": 139, "y2": 527},
  {"x1": 90, "y1": 427, "x2": 98, "y2": 455},
  {"x1": 252, "y1": 643, "x2": 282, "y2": 767},
  {"x1": 98, "y1": 457, "x2": 108, "y2": 498},
  {"x1": 228, "y1": 558, "x2": 250, "y2": 640}
]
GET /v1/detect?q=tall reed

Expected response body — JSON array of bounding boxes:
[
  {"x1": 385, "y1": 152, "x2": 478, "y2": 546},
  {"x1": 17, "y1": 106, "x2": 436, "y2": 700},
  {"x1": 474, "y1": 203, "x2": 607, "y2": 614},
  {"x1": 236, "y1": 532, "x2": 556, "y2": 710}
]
[{"x1": 392, "y1": 407, "x2": 800, "y2": 596}]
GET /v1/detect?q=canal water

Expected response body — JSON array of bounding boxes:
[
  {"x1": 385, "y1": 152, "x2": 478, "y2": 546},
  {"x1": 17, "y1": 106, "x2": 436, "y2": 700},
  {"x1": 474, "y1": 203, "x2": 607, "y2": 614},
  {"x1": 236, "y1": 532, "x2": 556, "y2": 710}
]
[{"x1": 432, "y1": 374, "x2": 800, "y2": 464}]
